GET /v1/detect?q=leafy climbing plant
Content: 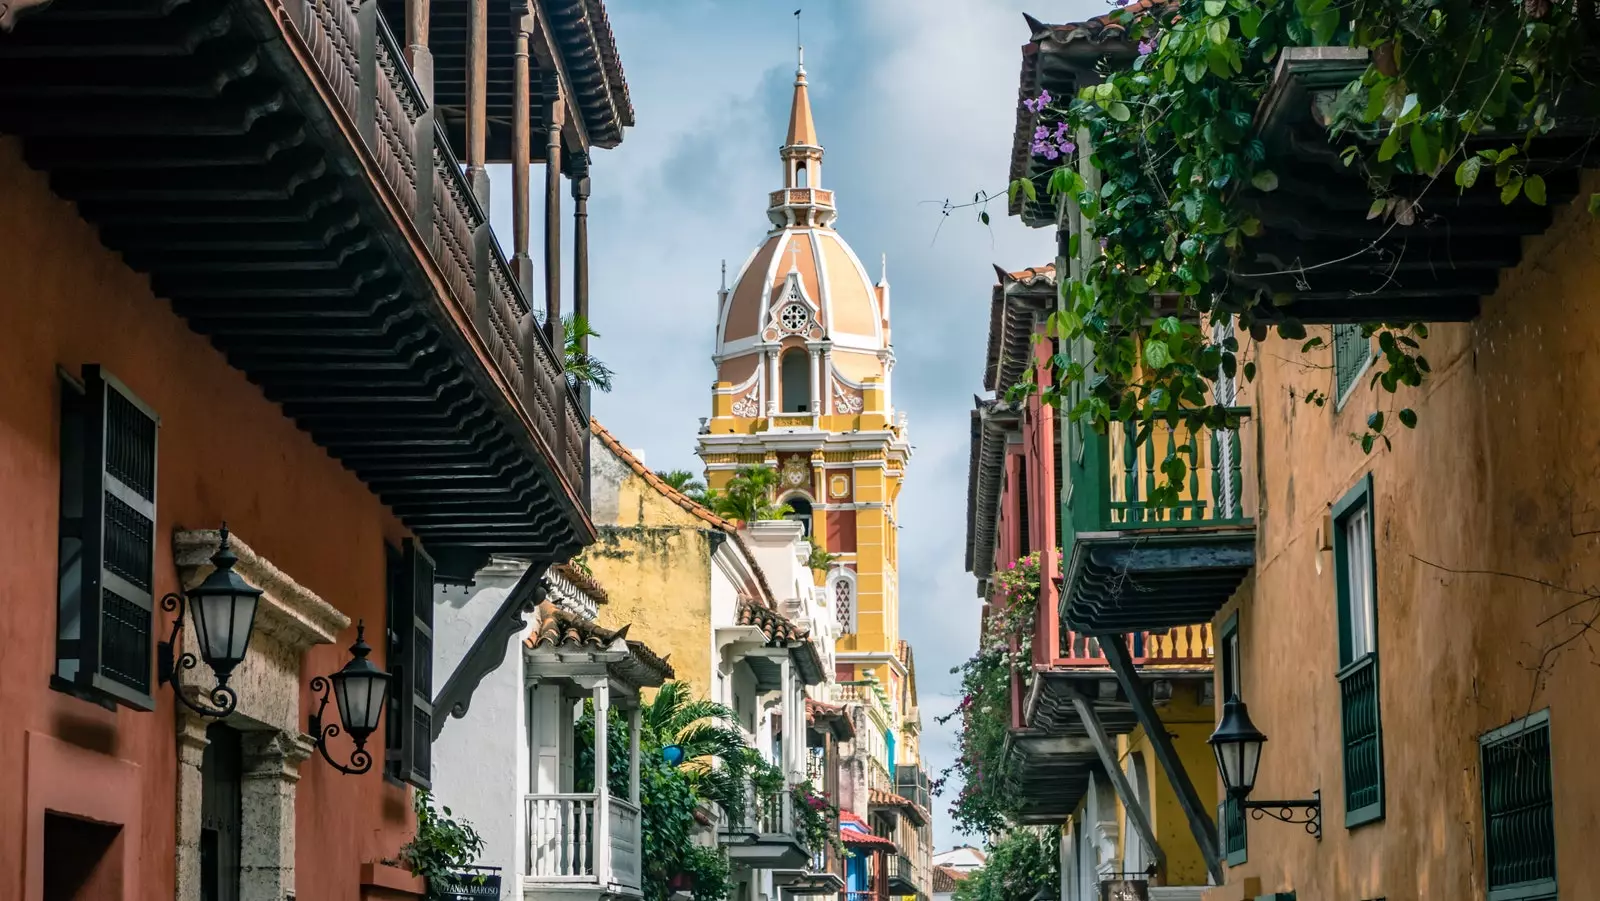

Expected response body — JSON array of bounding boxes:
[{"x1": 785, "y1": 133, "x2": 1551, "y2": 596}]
[
  {"x1": 1010, "y1": 0, "x2": 1598, "y2": 456},
  {"x1": 399, "y1": 791, "x2": 488, "y2": 900},
  {"x1": 937, "y1": 552, "x2": 1050, "y2": 835},
  {"x1": 951, "y1": 828, "x2": 1061, "y2": 901}
]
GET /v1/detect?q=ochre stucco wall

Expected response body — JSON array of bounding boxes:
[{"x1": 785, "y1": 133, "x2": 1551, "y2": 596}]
[
  {"x1": 1212, "y1": 174, "x2": 1600, "y2": 901},
  {"x1": 586, "y1": 442, "x2": 717, "y2": 699},
  {"x1": 1117, "y1": 687, "x2": 1218, "y2": 887},
  {"x1": 0, "y1": 138, "x2": 416, "y2": 900}
]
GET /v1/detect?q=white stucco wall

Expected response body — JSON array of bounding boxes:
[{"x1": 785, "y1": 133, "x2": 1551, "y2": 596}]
[{"x1": 432, "y1": 562, "x2": 533, "y2": 897}]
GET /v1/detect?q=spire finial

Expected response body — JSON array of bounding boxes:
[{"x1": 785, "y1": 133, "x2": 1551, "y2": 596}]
[
  {"x1": 880, "y1": 253, "x2": 887, "y2": 283},
  {"x1": 794, "y1": 8, "x2": 803, "y2": 73},
  {"x1": 720, "y1": 259, "x2": 728, "y2": 291}
]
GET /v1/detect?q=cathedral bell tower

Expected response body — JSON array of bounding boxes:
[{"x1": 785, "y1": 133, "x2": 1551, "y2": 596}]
[{"x1": 697, "y1": 54, "x2": 911, "y2": 694}]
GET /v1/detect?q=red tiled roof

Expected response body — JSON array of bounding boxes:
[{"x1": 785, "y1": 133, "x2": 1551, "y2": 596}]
[
  {"x1": 806, "y1": 698, "x2": 856, "y2": 741},
  {"x1": 869, "y1": 788, "x2": 929, "y2": 827},
  {"x1": 839, "y1": 811, "x2": 898, "y2": 850},
  {"x1": 933, "y1": 866, "x2": 967, "y2": 893},
  {"x1": 522, "y1": 602, "x2": 674, "y2": 687}
]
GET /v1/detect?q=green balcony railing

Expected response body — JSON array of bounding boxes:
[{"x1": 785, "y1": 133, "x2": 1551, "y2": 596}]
[{"x1": 1063, "y1": 408, "x2": 1253, "y2": 550}]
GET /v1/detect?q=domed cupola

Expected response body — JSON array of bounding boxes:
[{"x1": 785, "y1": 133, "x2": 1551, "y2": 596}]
[{"x1": 710, "y1": 53, "x2": 894, "y2": 422}]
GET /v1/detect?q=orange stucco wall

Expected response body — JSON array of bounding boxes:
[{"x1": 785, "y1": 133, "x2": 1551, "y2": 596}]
[
  {"x1": 0, "y1": 137, "x2": 416, "y2": 898},
  {"x1": 1214, "y1": 176, "x2": 1600, "y2": 900}
]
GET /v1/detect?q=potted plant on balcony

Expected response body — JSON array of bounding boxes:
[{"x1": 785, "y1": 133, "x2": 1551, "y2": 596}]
[{"x1": 398, "y1": 791, "x2": 495, "y2": 900}]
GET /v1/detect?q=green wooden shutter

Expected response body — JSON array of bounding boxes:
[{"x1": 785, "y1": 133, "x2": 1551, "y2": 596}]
[
  {"x1": 1333, "y1": 324, "x2": 1369, "y2": 404},
  {"x1": 1481, "y1": 712, "x2": 1557, "y2": 901},
  {"x1": 78, "y1": 366, "x2": 158, "y2": 710},
  {"x1": 396, "y1": 538, "x2": 435, "y2": 788},
  {"x1": 383, "y1": 544, "x2": 403, "y2": 781}
]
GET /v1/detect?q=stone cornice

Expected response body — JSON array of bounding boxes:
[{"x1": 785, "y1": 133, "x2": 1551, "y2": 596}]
[{"x1": 173, "y1": 529, "x2": 349, "y2": 653}]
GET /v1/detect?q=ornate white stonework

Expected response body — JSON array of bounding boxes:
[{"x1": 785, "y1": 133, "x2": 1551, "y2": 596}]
[
  {"x1": 832, "y1": 383, "x2": 863, "y2": 414},
  {"x1": 781, "y1": 455, "x2": 810, "y2": 490},
  {"x1": 732, "y1": 390, "x2": 762, "y2": 418}
]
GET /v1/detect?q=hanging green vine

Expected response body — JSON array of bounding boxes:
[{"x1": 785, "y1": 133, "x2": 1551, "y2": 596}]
[
  {"x1": 937, "y1": 552, "x2": 1050, "y2": 835},
  {"x1": 1012, "y1": 0, "x2": 1597, "y2": 452}
]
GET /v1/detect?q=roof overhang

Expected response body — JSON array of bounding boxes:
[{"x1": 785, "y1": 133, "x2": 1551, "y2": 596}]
[{"x1": 964, "y1": 399, "x2": 1023, "y2": 581}]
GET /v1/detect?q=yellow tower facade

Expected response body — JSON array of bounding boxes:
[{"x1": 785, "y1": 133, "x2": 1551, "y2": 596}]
[{"x1": 697, "y1": 55, "x2": 913, "y2": 709}]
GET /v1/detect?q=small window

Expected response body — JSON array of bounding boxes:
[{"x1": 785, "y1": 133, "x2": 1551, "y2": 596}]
[
  {"x1": 56, "y1": 366, "x2": 159, "y2": 711},
  {"x1": 1334, "y1": 474, "x2": 1384, "y2": 827},
  {"x1": 833, "y1": 574, "x2": 856, "y2": 635},
  {"x1": 781, "y1": 349, "x2": 812, "y2": 412},
  {"x1": 1333, "y1": 324, "x2": 1372, "y2": 409},
  {"x1": 1481, "y1": 711, "x2": 1556, "y2": 901}
]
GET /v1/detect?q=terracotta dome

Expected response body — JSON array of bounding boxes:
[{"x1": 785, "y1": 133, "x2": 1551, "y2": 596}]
[{"x1": 712, "y1": 57, "x2": 892, "y2": 410}]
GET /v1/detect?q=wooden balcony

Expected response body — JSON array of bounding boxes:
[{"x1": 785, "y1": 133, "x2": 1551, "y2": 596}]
[
  {"x1": 1060, "y1": 413, "x2": 1256, "y2": 634},
  {"x1": 523, "y1": 793, "x2": 642, "y2": 900},
  {"x1": 1055, "y1": 626, "x2": 1214, "y2": 668},
  {"x1": 0, "y1": 0, "x2": 599, "y2": 578},
  {"x1": 776, "y1": 844, "x2": 846, "y2": 897},
  {"x1": 720, "y1": 783, "x2": 809, "y2": 870},
  {"x1": 884, "y1": 853, "x2": 916, "y2": 896}
]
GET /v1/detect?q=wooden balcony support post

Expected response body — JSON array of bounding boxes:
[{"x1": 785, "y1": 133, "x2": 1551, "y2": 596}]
[
  {"x1": 465, "y1": 0, "x2": 490, "y2": 203},
  {"x1": 874, "y1": 850, "x2": 888, "y2": 901},
  {"x1": 1101, "y1": 636, "x2": 1225, "y2": 884},
  {"x1": 1069, "y1": 691, "x2": 1166, "y2": 881},
  {"x1": 511, "y1": 14, "x2": 534, "y2": 297},
  {"x1": 403, "y1": 0, "x2": 432, "y2": 97},
  {"x1": 544, "y1": 97, "x2": 565, "y2": 346},
  {"x1": 628, "y1": 705, "x2": 641, "y2": 806},
  {"x1": 572, "y1": 163, "x2": 590, "y2": 343},
  {"x1": 590, "y1": 678, "x2": 612, "y2": 882}
]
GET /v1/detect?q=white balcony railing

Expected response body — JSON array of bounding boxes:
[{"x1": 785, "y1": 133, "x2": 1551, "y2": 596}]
[
  {"x1": 609, "y1": 797, "x2": 642, "y2": 892},
  {"x1": 524, "y1": 793, "x2": 642, "y2": 892},
  {"x1": 526, "y1": 793, "x2": 598, "y2": 879}
]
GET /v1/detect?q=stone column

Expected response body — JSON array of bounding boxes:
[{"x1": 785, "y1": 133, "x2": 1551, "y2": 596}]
[
  {"x1": 808, "y1": 345, "x2": 822, "y2": 417},
  {"x1": 767, "y1": 350, "x2": 781, "y2": 416},
  {"x1": 174, "y1": 713, "x2": 211, "y2": 901},
  {"x1": 239, "y1": 731, "x2": 315, "y2": 901}
]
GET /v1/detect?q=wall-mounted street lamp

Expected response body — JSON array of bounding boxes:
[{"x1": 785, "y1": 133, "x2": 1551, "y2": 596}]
[
  {"x1": 308, "y1": 621, "x2": 391, "y2": 775},
  {"x1": 158, "y1": 525, "x2": 263, "y2": 718},
  {"x1": 1207, "y1": 694, "x2": 1322, "y2": 839}
]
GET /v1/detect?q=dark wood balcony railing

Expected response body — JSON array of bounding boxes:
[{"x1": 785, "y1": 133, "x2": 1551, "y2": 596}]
[{"x1": 295, "y1": 0, "x2": 584, "y2": 492}]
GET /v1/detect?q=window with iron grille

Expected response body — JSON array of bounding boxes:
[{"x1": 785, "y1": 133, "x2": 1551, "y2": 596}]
[
  {"x1": 1333, "y1": 325, "x2": 1372, "y2": 409},
  {"x1": 1334, "y1": 474, "x2": 1384, "y2": 827},
  {"x1": 1481, "y1": 711, "x2": 1556, "y2": 901},
  {"x1": 385, "y1": 539, "x2": 434, "y2": 788},
  {"x1": 56, "y1": 366, "x2": 159, "y2": 711}
]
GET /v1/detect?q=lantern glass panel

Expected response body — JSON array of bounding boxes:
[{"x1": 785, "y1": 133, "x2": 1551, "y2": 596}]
[
  {"x1": 194, "y1": 590, "x2": 258, "y2": 671},
  {"x1": 334, "y1": 669, "x2": 388, "y2": 741}
]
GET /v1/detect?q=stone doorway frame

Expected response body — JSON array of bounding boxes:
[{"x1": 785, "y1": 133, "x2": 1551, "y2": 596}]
[{"x1": 170, "y1": 529, "x2": 349, "y2": 901}]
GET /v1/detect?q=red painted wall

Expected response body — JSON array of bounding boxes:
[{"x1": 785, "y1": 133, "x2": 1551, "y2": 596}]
[
  {"x1": 990, "y1": 320, "x2": 1062, "y2": 726},
  {"x1": 0, "y1": 138, "x2": 416, "y2": 898}
]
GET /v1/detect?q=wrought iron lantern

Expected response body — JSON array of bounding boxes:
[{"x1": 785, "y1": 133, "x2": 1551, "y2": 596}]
[
  {"x1": 158, "y1": 525, "x2": 263, "y2": 718},
  {"x1": 1207, "y1": 694, "x2": 1322, "y2": 839},
  {"x1": 1208, "y1": 693, "x2": 1265, "y2": 798},
  {"x1": 309, "y1": 621, "x2": 391, "y2": 775}
]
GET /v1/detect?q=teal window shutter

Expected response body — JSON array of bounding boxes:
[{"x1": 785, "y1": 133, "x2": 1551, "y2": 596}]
[
  {"x1": 1333, "y1": 324, "x2": 1371, "y2": 407},
  {"x1": 1333, "y1": 474, "x2": 1384, "y2": 827},
  {"x1": 1481, "y1": 711, "x2": 1557, "y2": 901}
]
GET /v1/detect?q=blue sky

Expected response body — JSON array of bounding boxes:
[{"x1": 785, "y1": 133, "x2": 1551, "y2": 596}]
[{"x1": 491, "y1": 0, "x2": 1103, "y2": 850}]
